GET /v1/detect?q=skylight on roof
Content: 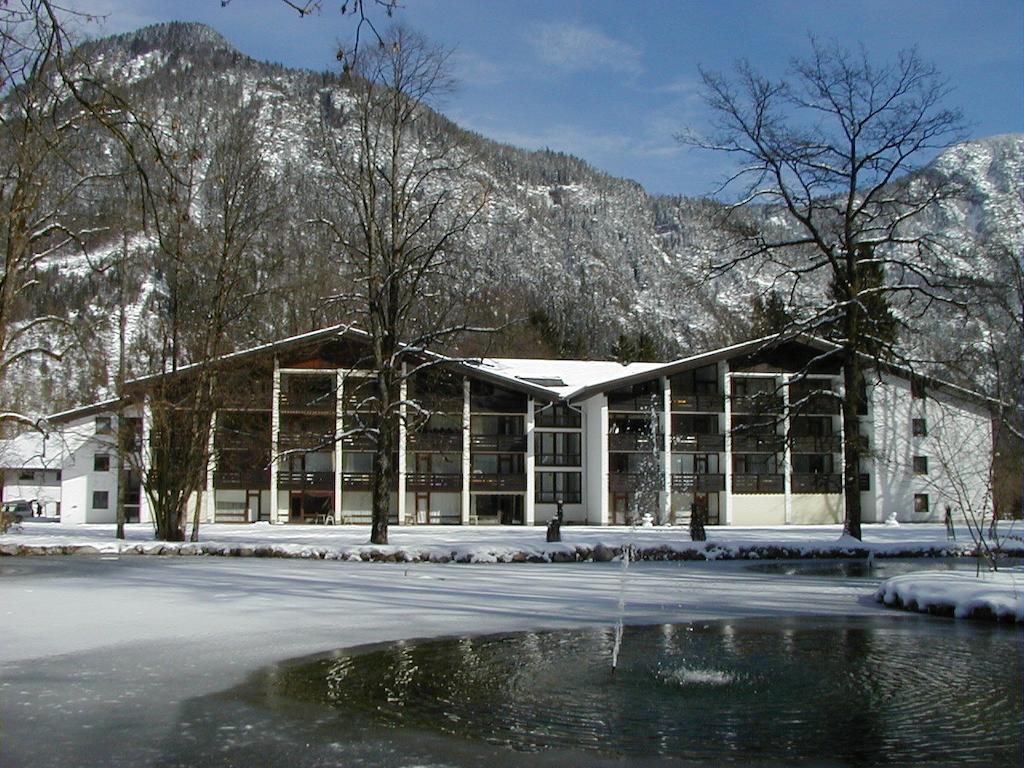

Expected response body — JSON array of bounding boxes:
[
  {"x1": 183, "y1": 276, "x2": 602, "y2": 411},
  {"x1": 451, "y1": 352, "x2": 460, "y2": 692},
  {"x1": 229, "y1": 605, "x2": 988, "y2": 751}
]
[{"x1": 517, "y1": 376, "x2": 566, "y2": 387}]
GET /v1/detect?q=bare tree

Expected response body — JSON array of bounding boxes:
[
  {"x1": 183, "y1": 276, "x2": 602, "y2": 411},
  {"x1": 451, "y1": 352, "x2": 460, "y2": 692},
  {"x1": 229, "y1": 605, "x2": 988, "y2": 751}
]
[
  {"x1": 134, "y1": 98, "x2": 284, "y2": 541},
  {"x1": 313, "y1": 26, "x2": 488, "y2": 545},
  {"x1": 683, "y1": 39, "x2": 966, "y2": 539}
]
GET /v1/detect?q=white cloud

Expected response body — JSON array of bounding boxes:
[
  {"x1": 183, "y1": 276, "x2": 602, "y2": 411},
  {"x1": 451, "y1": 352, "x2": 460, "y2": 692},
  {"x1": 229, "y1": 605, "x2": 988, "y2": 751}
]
[{"x1": 528, "y1": 20, "x2": 642, "y2": 75}]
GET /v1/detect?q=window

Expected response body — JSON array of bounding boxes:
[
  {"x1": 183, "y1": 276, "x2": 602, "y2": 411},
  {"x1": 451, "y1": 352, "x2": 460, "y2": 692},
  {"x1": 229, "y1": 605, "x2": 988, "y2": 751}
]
[
  {"x1": 912, "y1": 456, "x2": 928, "y2": 475},
  {"x1": 913, "y1": 493, "x2": 929, "y2": 513},
  {"x1": 912, "y1": 418, "x2": 927, "y2": 437},
  {"x1": 793, "y1": 454, "x2": 833, "y2": 474},
  {"x1": 536, "y1": 471, "x2": 582, "y2": 504},
  {"x1": 535, "y1": 404, "x2": 581, "y2": 428},
  {"x1": 18, "y1": 470, "x2": 35, "y2": 481},
  {"x1": 733, "y1": 453, "x2": 776, "y2": 475},
  {"x1": 93, "y1": 454, "x2": 111, "y2": 472},
  {"x1": 92, "y1": 491, "x2": 109, "y2": 510},
  {"x1": 535, "y1": 432, "x2": 581, "y2": 466},
  {"x1": 910, "y1": 376, "x2": 927, "y2": 399},
  {"x1": 95, "y1": 416, "x2": 112, "y2": 435}
]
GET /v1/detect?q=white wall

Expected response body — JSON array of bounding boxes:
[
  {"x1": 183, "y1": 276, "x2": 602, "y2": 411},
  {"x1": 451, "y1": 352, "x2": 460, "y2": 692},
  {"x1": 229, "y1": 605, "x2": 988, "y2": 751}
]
[
  {"x1": 580, "y1": 394, "x2": 607, "y2": 525},
  {"x1": 869, "y1": 373, "x2": 992, "y2": 523}
]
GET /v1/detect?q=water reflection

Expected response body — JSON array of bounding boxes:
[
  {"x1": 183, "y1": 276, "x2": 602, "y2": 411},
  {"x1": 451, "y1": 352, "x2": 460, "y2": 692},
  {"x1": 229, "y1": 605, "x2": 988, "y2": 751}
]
[
  {"x1": 746, "y1": 557, "x2": 1023, "y2": 579},
  {"x1": 155, "y1": 616, "x2": 1022, "y2": 767}
]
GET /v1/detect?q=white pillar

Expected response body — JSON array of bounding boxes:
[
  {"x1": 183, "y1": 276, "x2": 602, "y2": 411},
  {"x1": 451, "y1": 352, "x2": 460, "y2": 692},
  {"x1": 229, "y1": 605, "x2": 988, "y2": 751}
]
[
  {"x1": 723, "y1": 368, "x2": 733, "y2": 526},
  {"x1": 598, "y1": 397, "x2": 609, "y2": 525},
  {"x1": 334, "y1": 369, "x2": 343, "y2": 523},
  {"x1": 138, "y1": 395, "x2": 152, "y2": 524},
  {"x1": 461, "y1": 377, "x2": 471, "y2": 525},
  {"x1": 836, "y1": 373, "x2": 848, "y2": 524},
  {"x1": 397, "y1": 364, "x2": 407, "y2": 525},
  {"x1": 525, "y1": 397, "x2": 535, "y2": 526},
  {"x1": 662, "y1": 376, "x2": 672, "y2": 524},
  {"x1": 206, "y1": 411, "x2": 217, "y2": 523},
  {"x1": 270, "y1": 357, "x2": 282, "y2": 523},
  {"x1": 782, "y1": 373, "x2": 793, "y2": 525}
]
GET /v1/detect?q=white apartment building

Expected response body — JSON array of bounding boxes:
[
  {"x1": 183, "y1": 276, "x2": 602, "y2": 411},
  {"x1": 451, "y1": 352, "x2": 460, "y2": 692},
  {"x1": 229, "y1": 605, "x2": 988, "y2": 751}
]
[{"x1": 36, "y1": 328, "x2": 994, "y2": 528}]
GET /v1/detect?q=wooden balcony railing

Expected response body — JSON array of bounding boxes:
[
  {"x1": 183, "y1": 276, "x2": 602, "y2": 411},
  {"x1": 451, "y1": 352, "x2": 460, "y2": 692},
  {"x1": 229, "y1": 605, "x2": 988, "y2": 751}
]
[
  {"x1": 278, "y1": 471, "x2": 335, "y2": 490},
  {"x1": 789, "y1": 393, "x2": 841, "y2": 415},
  {"x1": 608, "y1": 433, "x2": 663, "y2": 452},
  {"x1": 731, "y1": 434, "x2": 786, "y2": 452},
  {"x1": 671, "y1": 393, "x2": 725, "y2": 412},
  {"x1": 469, "y1": 434, "x2": 527, "y2": 452},
  {"x1": 407, "y1": 431, "x2": 462, "y2": 451},
  {"x1": 608, "y1": 472, "x2": 662, "y2": 493},
  {"x1": 732, "y1": 474, "x2": 785, "y2": 494},
  {"x1": 279, "y1": 392, "x2": 336, "y2": 413},
  {"x1": 607, "y1": 394, "x2": 662, "y2": 412},
  {"x1": 213, "y1": 469, "x2": 270, "y2": 490},
  {"x1": 412, "y1": 395, "x2": 464, "y2": 413},
  {"x1": 220, "y1": 387, "x2": 273, "y2": 409},
  {"x1": 278, "y1": 432, "x2": 335, "y2": 450},
  {"x1": 671, "y1": 473, "x2": 726, "y2": 492},
  {"x1": 790, "y1": 434, "x2": 842, "y2": 454},
  {"x1": 730, "y1": 394, "x2": 784, "y2": 413},
  {"x1": 470, "y1": 394, "x2": 527, "y2": 413},
  {"x1": 469, "y1": 473, "x2": 526, "y2": 492},
  {"x1": 340, "y1": 433, "x2": 378, "y2": 450},
  {"x1": 406, "y1": 473, "x2": 463, "y2": 492},
  {"x1": 670, "y1": 433, "x2": 725, "y2": 452},
  {"x1": 791, "y1": 473, "x2": 843, "y2": 493}
]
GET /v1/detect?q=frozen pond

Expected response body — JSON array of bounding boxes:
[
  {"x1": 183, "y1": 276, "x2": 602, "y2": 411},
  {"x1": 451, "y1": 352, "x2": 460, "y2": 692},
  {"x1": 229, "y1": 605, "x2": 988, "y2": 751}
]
[{"x1": 156, "y1": 616, "x2": 1019, "y2": 767}]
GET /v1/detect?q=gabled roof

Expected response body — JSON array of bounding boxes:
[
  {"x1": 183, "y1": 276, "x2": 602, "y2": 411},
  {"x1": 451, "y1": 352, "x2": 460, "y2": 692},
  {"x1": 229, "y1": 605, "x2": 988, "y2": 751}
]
[
  {"x1": 0, "y1": 431, "x2": 71, "y2": 469},
  {"x1": 45, "y1": 327, "x2": 998, "y2": 422}
]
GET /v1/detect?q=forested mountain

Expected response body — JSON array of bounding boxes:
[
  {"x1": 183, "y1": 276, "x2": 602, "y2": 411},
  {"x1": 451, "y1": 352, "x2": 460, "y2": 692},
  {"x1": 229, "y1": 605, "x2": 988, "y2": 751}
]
[{"x1": 9, "y1": 22, "x2": 1022, "y2": 418}]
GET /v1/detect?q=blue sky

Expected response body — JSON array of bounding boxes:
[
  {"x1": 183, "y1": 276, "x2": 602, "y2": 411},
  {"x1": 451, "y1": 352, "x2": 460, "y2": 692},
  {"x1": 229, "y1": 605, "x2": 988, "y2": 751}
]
[{"x1": 74, "y1": 0, "x2": 1023, "y2": 197}]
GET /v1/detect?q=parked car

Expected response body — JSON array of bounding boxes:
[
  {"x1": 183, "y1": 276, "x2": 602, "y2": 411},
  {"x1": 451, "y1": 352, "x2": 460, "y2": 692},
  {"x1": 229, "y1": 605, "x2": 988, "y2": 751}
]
[{"x1": 2, "y1": 499, "x2": 34, "y2": 523}]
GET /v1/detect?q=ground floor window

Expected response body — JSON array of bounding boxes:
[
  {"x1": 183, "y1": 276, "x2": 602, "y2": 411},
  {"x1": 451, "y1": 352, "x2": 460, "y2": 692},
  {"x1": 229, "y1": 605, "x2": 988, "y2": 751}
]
[
  {"x1": 289, "y1": 491, "x2": 334, "y2": 524},
  {"x1": 536, "y1": 471, "x2": 581, "y2": 504},
  {"x1": 913, "y1": 493, "x2": 929, "y2": 513},
  {"x1": 474, "y1": 494, "x2": 523, "y2": 525},
  {"x1": 92, "y1": 491, "x2": 109, "y2": 509}
]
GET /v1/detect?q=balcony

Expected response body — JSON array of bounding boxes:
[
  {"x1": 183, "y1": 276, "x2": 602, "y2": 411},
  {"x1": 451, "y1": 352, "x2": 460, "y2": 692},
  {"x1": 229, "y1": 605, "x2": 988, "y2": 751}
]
[
  {"x1": 608, "y1": 433, "x2": 663, "y2": 452},
  {"x1": 340, "y1": 472, "x2": 400, "y2": 491},
  {"x1": 730, "y1": 394, "x2": 784, "y2": 413},
  {"x1": 220, "y1": 386, "x2": 273, "y2": 410},
  {"x1": 732, "y1": 474, "x2": 785, "y2": 494},
  {"x1": 213, "y1": 469, "x2": 270, "y2": 490},
  {"x1": 278, "y1": 431, "x2": 335, "y2": 451},
  {"x1": 670, "y1": 433, "x2": 725, "y2": 452},
  {"x1": 470, "y1": 394, "x2": 527, "y2": 413},
  {"x1": 470, "y1": 434, "x2": 527, "y2": 452},
  {"x1": 608, "y1": 472, "x2": 663, "y2": 493},
  {"x1": 671, "y1": 393, "x2": 725, "y2": 412},
  {"x1": 789, "y1": 393, "x2": 841, "y2": 415},
  {"x1": 607, "y1": 394, "x2": 662, "y2": 412},
  {"x1": 671, "y1": 473, "x2": 725, "y2": 492},
  {"x1": 278, "y1": 470, "x2": 335, "y2": 490},
  {"x1": 407, "y1": 431, "x2": 462, "y2": 451},
  {"x1": 731, "y1": 434, "x2": 785, "y2": 452},
  {"x1": 469, "y1": 474, "x2": 526, "y2": 492},
  {"x1": 790, "y1": 434, "x2": 842, "y2": 454},
  {"x1": 340, "y1": 432, "x2": 378, "y2": 450},
  {"x1": 406, "y1": 473, "x2": 463, "y2": 492},
  {"x1": 791, "y1": 473, "x2": 843, "y2": 493},
  {"x1": 279, "y1": 391, "x2": 336, "y2": 414},
  {"x1": 413, "y1": 395, "x2": 464, "y2": 413}
]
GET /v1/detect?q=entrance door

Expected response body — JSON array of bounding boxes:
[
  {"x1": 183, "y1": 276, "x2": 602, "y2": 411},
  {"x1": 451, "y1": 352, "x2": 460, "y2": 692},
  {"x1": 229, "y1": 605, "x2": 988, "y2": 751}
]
[
  {"x1": 612, "y1": 493, "x2": 630, "y2": 525},
  {"x1": 416, "y1": 492, "x2": 429, "y2": 525},
  {"x1": 247, "y1": 491, "x2": 263, "y2": 522}
]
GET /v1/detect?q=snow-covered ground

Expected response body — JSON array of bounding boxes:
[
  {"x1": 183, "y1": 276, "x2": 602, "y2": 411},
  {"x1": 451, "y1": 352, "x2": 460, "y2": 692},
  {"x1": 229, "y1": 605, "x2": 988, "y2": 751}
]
[
  {"x1": 4, "y1": 520, "x2": 1016, "y2": 561},
  {"x1": 876, "y1": 569, "x2": 1024, "y2": 622}
]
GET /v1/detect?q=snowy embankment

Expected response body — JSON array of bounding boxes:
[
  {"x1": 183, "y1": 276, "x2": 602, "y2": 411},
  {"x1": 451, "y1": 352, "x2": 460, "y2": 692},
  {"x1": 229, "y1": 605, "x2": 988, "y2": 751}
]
[
  {"x1": 2, "y1": 521, "x2": 1018, "y2": 563},
  {"x1": 876, "y1": 570, "x2": 1024, "y2": 623}
]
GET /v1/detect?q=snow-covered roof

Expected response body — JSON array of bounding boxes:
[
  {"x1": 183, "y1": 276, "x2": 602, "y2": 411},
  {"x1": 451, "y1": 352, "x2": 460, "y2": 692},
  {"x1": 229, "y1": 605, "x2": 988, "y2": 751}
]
[
  {"x1": 0, "y1": 432, "x2": 70, "y2": 470},
  {"x1": 470, "y1": 358, "x2": 665, "y2": 399}
]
